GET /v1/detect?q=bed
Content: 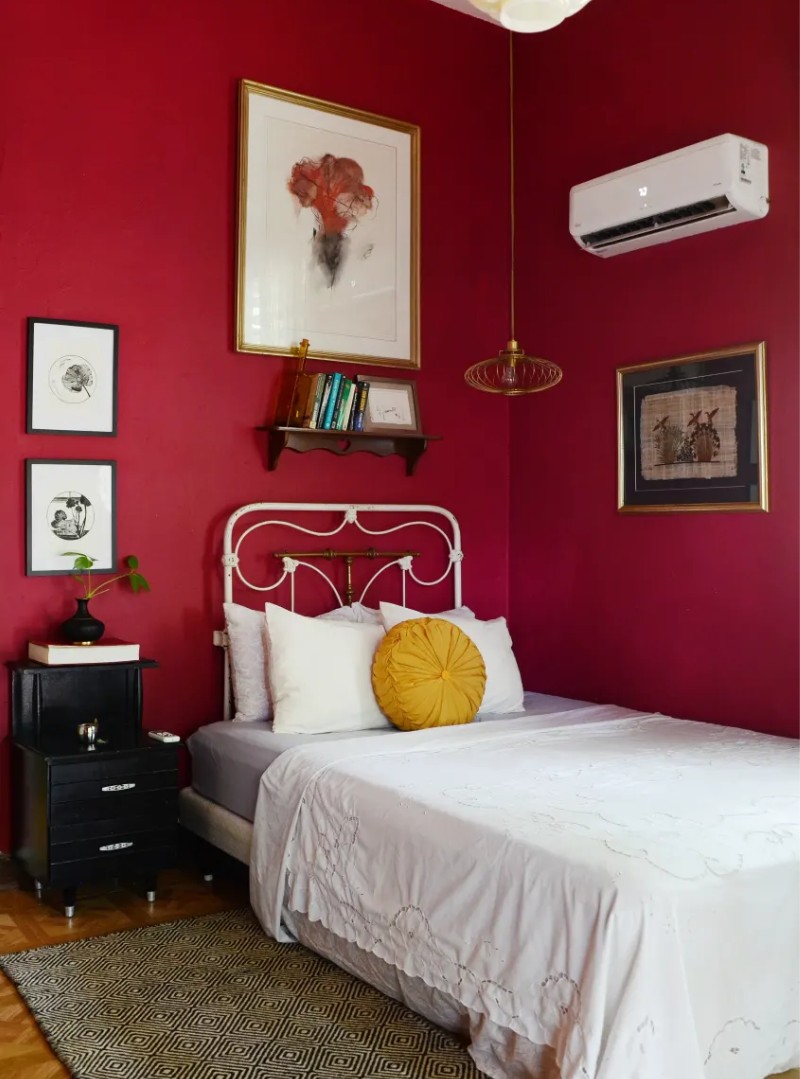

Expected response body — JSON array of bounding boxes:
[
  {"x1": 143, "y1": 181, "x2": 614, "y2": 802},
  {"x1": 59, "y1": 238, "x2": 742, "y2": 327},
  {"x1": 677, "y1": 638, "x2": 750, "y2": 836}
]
[{"x1": 179, "y1": 501, "x2": 800, "y2": 1079}]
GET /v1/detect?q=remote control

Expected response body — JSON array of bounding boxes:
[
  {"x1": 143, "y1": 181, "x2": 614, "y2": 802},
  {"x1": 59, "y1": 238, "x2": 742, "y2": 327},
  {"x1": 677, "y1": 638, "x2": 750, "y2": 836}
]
[{"x1": 148, "y1": 730, "x2": 180, "y2": 743}]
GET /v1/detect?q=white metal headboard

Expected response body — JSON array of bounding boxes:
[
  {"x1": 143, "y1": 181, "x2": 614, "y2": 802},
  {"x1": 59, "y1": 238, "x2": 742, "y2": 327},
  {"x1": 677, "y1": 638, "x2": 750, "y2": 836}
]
[{"x1": 215, "y1": 502, "x2": 463, "y2": 720}]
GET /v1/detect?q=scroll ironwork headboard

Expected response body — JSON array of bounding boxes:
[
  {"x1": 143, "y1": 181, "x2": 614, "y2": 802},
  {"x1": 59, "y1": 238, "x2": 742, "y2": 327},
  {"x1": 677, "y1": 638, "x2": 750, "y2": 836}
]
[{"x1": 214, "y1": 502, "x2": 464, "y2": 719}]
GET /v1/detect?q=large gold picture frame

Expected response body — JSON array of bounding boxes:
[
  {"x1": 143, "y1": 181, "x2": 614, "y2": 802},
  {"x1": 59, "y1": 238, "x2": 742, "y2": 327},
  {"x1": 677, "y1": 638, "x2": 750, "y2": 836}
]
[
  {"x1": 617, "y1": 342, "x2": 768, "y2": 513},
  {"x1": 236, "y1": 80, "x2": 420, "y2": 369}
]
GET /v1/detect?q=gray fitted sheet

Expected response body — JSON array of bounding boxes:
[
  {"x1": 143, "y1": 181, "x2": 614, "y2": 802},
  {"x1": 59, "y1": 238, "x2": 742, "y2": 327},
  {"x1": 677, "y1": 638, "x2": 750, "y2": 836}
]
[{"x1": 187, "y1": 691, "x2": 591, "y2": 822}]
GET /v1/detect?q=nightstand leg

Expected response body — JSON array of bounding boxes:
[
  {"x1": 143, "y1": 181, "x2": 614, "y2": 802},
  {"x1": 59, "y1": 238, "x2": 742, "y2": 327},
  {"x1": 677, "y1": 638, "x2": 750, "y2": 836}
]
[
  {"x1": 63, "y1": 886, "x2": 76, "y2": 918},
  {"x1": 145, "y1": 874, "x2": 157, "y2": 902},
  {"x1": 34, "y1": 879, "x2": 43, "y2": 898}
]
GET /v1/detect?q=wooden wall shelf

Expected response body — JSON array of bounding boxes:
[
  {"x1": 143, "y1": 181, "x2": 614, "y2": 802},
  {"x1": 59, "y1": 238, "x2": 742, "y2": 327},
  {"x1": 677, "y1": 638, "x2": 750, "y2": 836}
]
[{"x1": 259, "y1": 426, "x2": 441, "y2": 477}]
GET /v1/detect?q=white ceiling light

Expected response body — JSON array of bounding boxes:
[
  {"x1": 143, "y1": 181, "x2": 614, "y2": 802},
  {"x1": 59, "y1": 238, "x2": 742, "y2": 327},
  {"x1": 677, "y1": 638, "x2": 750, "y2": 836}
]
[{"x1": 467, "y1": 0, "x2": 593, "y2": 32}]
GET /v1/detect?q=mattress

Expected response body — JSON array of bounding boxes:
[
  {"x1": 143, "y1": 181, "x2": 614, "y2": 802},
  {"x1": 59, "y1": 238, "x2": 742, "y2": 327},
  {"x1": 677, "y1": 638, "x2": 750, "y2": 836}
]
[{"x1": 186, "y1": 691, "x2": 591, "y2": 821}]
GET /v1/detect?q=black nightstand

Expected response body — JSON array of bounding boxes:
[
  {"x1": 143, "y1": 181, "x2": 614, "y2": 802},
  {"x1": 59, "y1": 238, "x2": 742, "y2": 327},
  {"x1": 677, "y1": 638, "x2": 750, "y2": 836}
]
[{"x1": 10, "y1": 659, "x2": 179, "y2": 917}]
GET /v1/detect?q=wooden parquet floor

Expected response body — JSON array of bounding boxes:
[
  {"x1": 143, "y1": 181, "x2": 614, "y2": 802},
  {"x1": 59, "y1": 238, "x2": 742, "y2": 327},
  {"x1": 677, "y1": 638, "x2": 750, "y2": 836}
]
[
  {"x1": 0, "y1": 861, "x2": 796, "y2": 1079},
  {"x1": 0, "y1": 862, "x2": 247, "y2": 1078}
]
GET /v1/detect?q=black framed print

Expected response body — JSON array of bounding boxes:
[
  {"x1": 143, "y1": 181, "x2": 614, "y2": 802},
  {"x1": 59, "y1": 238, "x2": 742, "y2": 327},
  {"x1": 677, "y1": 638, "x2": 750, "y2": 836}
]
[
  {"x1": 26, "y1": 459, "x2": 117, "y2": 575},
  {"x1": 617, "y1": 343, "x2": 768, "y2": 513},
  {"x1": 27, "y1": 317, "x2": 119, "y2": 435}
]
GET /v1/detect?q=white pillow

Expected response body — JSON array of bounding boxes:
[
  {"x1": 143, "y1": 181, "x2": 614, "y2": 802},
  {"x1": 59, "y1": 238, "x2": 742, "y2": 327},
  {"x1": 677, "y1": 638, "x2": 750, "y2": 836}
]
[
  {"x1": 320, "y1": 601, "x2": 475, "y2": 625},
  {"x1": 223, "y1": 602, "x2": 271, "y2": 722},
  {"x1": 224, "y1": 601, "x2": 386, "y2": 722},
  {"x1": 265, "y1": 603, "x2": 390, "y2": 734},
  {"x1": 379, "y1": 602, "x2": 524, "y2": 715}
]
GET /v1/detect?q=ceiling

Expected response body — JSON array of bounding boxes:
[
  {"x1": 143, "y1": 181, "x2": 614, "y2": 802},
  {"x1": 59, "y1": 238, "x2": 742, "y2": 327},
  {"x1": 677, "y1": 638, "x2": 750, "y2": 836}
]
[{"x1": 428, "y1": 0, "x2": 499, "y2": 25}]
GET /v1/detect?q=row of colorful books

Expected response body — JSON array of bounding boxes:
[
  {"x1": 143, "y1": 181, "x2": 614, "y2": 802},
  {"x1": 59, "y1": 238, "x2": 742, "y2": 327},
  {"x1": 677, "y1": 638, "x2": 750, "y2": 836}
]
[{"x1": 287, "y1": 372, "x2": 371, "y2": 431}]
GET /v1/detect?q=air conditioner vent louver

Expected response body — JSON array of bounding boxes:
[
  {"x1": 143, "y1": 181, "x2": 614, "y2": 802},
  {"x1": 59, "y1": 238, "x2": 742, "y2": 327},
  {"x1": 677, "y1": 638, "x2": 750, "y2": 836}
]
[{"x1": 581, "y1": 196, "x2": 735, "y2": 250}]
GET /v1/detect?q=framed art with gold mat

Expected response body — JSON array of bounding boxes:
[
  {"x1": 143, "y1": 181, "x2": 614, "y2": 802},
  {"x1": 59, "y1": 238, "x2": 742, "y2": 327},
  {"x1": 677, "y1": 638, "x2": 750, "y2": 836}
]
[
  {"x1": 617, "y1": 343, "x2": 768, "y2": 513},
  {"x1": 236, "y1": 80, "x2": 420, "y2": 370}
]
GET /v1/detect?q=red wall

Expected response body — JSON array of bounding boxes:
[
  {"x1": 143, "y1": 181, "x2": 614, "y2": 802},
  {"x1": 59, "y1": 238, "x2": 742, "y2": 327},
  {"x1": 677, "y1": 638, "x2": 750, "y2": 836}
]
[
  {"x1": 509, "y1": 0, "x2": 799, "y2": 735},
  {"x1": 0, "y1": 0, "x2": 512, "y2": 850}
]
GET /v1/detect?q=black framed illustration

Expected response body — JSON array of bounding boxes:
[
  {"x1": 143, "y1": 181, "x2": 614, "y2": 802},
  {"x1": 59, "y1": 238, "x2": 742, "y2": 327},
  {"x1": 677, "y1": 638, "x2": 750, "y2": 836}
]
[
  {"x1": 27, "y1": 317, "x2": 119, "y2": 435},
  {"x1": 617, "y1": 343, "x2": 768, "y2": 513},
  {"x1": 26, "y1": 459, "x2": 117, "y2": 575}
]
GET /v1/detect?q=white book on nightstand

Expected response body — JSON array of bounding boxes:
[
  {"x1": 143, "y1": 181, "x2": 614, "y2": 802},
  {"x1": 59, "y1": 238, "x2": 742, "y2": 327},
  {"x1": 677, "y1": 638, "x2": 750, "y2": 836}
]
[{"x1": 28, "y1": 638, "x2": 141, "y2": 665}]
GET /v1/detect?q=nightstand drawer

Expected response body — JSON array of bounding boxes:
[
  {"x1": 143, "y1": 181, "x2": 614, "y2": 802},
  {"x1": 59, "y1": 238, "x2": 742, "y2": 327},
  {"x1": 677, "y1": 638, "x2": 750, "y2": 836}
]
[
  {"x1": 51, "y1": 794, "x2": 177, "y2": 839},
  {"x1": 51, "y1": 825, "x2": 179, "y2": 863},
  {"x1": 50, "y1": 750, "x2": 177, "y2": 788},
  {"x1": 51, "y1": 768, "x2": 177, "y2": 805},
  {"x1": 48, "y1": 842, "x2": 176, "y2": 887}
]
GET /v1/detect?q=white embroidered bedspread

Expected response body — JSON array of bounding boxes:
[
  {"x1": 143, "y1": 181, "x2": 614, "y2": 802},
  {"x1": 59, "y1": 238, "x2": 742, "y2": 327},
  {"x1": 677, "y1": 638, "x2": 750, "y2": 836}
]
[{"x1": 249, "y1": 706, "x2": 800, "y2": 1079}]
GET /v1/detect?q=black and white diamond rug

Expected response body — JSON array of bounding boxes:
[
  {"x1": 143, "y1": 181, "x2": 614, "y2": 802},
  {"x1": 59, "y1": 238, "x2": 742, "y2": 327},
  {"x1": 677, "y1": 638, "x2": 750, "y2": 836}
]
[{"x1": 1, "y1": 907, "x2": 482, "y2": 1078}]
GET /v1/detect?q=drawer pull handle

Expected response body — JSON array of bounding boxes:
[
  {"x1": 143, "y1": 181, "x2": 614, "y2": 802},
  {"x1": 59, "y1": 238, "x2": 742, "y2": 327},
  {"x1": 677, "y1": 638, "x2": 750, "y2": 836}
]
[
  {"x1": 99, "y1": 841, "x2": 134, "y2": 852},
  {"x1": 101, "y1": 782, "x2": 136, "y2": 792}
]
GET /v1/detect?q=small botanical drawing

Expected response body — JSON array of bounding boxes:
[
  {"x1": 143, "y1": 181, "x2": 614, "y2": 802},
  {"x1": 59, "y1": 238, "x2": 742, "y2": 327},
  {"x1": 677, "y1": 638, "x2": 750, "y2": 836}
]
[
  {"x1": 640, "y1": 385, "x2": 736, "y2": 481},
  {"x1": 47, "y1": 492, "x2": 94, "y2": 540},
  {"x1": 48, "y1": 354, "x2": 96, "y2": 404},
  {"x1": 652, "y1": 408, "x2": 724, "y2": 467},
  {"x1": 288, "y1": 153, "x2": 376, "y2": 287}
]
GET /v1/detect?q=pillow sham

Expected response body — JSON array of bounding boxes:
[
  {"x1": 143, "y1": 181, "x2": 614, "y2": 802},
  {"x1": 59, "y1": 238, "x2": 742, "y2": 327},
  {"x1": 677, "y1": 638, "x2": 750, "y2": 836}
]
[
  {"x1": 223, "y1": 602, "x2": 271, "y2": 722},
  {"x1": 265, "y1": 603, "x2": 390, "y2": 735},
  {"x1": 379, "y1": 602, "x2": 525, "y2": 715},
  {"x1": 372, "y1": 617, "x2": 486, "y2": 731}
]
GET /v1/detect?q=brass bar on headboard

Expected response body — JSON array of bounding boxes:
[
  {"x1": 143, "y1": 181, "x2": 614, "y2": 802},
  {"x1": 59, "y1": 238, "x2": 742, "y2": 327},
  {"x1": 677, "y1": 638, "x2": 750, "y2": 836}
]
[{"x1": 273, "y1": 548, "x2": 419, "y2": 605}]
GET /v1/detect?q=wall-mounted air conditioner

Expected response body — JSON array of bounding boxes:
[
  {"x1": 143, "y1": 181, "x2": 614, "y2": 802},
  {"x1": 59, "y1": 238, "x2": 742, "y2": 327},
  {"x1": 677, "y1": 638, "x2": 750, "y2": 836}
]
[{"x1": 569, "y1": 134, "x2": 769, "y2": 257}]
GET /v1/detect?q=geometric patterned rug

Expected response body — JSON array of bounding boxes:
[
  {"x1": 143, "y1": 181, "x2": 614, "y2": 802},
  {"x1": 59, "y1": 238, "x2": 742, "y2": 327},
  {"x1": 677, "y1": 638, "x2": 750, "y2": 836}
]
[{"x1": 0, "y1": 907, "x2": 483, "y2": 1078}]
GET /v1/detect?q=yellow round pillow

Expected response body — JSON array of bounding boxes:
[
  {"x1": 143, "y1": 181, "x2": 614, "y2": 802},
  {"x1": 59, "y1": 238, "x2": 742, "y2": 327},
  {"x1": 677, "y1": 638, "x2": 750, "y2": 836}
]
[{"x1": 372, "y1": 617, "x2": 486, "y2": 731}]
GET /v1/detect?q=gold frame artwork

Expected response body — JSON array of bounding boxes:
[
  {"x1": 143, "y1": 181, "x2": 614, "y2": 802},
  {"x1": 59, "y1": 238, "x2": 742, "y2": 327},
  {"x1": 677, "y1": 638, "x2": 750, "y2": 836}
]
[
  {"x1": 236, "y1": 80, "x2": 420, "y2": 369},
  {"x1": 617, "y1": 342, "x2": 768, "y2": 513}
]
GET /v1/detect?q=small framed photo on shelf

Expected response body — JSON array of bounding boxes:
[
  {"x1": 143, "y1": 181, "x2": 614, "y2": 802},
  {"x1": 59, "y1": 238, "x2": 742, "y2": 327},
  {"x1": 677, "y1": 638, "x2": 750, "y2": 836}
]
[
  {"x1": 617, "y1": 342, "x2": 768, "y2": 513},
  {"x1": 26, "y1": 459, "x2": 117, "y2": 575},
  {"x1": 362, "y1": 377, "x2": 421, "y2": 434},
  {"x1": 27, "y1": 317, "x2": 119, "y2": 435}
]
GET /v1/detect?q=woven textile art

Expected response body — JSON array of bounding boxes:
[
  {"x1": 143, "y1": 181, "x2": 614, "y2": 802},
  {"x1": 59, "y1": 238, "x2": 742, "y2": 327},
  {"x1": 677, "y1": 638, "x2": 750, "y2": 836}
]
[{"x1": 0, "y1": 907, "x2": 482, "y2": 1078}]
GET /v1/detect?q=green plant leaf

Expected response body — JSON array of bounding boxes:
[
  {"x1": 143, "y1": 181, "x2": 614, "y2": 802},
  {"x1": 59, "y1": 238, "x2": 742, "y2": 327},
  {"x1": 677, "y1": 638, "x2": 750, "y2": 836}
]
[
  {"x1": 71, "y1": 555, "x2": 94, "y2": 571},
  {"x1": 129, "y1": 572, "x2": 150, "y2": 593},
  {"x1": 126, "y1": 555, "x2": 139, "y2": 570}
]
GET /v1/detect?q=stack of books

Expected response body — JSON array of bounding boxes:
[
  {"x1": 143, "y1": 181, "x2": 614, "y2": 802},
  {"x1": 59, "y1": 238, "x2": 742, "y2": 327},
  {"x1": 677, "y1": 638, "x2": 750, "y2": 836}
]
[
  {"x1": 28, "y1": 638, "x2": 141, "y2": 665},
  {"x1": 286, "y1": 373, "x2": 371, "y2": 432}
]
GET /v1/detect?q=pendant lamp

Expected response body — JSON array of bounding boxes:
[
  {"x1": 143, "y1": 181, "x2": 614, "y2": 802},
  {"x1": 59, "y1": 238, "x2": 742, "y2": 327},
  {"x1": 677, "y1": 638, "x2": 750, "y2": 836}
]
[
  {"x1": 464, "y1": 34, "x2": 563, "y2": 396},
  {"x1": 468, "y1": 0, "x2": 593, "y2": 33}
]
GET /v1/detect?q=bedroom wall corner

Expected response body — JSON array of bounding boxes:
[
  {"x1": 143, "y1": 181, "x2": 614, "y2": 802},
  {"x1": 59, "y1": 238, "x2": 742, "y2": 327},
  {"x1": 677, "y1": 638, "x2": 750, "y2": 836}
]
[{"x1": 507, "y1": 0, "x2": 799, "y2": 736}]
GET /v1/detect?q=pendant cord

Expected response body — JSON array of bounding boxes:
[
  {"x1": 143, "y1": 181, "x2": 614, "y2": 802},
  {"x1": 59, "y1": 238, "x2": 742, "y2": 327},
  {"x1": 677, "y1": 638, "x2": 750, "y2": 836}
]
[{"x1": 509, "y1": 31, "x2": 516, "y2": 343}]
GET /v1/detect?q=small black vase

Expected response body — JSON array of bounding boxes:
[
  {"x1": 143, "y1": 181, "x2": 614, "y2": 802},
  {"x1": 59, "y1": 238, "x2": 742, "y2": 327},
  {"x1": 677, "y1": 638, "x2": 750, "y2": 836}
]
[{"x1": 61, "y1": 598, "x2": 105, "y2": 644}]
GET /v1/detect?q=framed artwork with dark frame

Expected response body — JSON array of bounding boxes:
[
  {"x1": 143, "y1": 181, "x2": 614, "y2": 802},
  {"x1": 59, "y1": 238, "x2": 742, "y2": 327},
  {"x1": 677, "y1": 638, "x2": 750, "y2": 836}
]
[
  {"x1": 236, "y1": 79, "x2": 420, "y2": 370},
  {"x1": 362, "y1": 377, "x2": 421, "y2": 434},
  {"x1": 26, "y1": 459, "x2": 117, "y2": 575},
  {"x1": 617, "y1": 343, "x2": 768, "y2": 513},
  {"x1": 27, "y1": 318, "x2": 119, "y2": 436}
]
